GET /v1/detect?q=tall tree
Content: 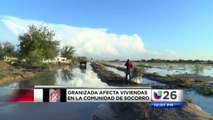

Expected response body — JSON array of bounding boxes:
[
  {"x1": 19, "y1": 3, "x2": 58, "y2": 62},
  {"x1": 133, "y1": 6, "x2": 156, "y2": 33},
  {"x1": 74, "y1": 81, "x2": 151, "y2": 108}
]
[
  {"x1": 61, "y1": 46, "x2": 75, "y2": 59},
  {"x1": 0, "y1": 42, "x2": 3, "y2": 60},
  {"x1": 0, "y1": 41, "x2": 15, "y2": 59},
  {"x1": 2, "y1": 41, "x2": 15, "y2": 54},
  {"x1": 18, "y1": 25, "x2": 59, "y2": 66}
]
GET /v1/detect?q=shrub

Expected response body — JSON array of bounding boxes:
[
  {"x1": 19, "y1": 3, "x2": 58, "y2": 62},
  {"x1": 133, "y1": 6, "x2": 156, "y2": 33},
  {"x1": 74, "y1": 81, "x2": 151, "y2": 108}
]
[
  {"x1": 133, "y1": 66, "x2": 144, "y2": 78},
  {"x1": 193, "y1": 64, "x2": 204, "y2": 75}
]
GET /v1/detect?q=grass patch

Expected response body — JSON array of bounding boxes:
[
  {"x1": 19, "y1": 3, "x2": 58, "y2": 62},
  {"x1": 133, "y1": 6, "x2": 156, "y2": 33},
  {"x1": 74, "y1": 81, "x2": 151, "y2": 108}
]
[
  {"x1": 198, "y1": 88, "x2": 213, "y2": 95},
  {"x1": 0, "y1": 73, "x2": 5, "y2": 79}
]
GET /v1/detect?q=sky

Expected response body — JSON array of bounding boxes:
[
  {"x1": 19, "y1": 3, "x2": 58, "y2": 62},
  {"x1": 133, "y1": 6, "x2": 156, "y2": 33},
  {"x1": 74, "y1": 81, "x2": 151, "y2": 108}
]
[{"x1": 0, "y1": 0, "x2": 213, "y2": 60}]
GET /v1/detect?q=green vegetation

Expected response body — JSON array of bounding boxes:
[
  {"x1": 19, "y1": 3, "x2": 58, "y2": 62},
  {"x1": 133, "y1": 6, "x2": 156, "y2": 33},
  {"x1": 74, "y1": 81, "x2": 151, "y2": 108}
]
[
  {"x1": 1, "y1": 24, "x2": 76, "y2": 71},
  {"x1": 0, "y1": 48, "x2": 3, "y2": 60},
  {"x1": 61, "y1": 46, "x2": 75, "y2": 59},
  {"x1": 0, "y1": 41, "x2": 15, "y2": 60},
  {"x1": 169, "y1": 65, "x2": 173, "y2": 70},
  {"x1": 11, "y1": 72, "x2": 24, "y2": 78},
  {"x1": 168, "y1": 65, "x2": 174, "y2": 75},
  {"x1": 193, "y1": 64, "x2": 204, "y2": 75},
  {"x1": 181, "y1": 63, "x2": 186, "y2": 70},
  {"x1": 133, "y1": 66, "x2": 145, "y2": 77},
  {"x1": 198, "y1": 87, "x2": 213, "y2": 95},
  {"x1": 185, "y1": 98, "x2": 193, "y2": 103},
  {"x1": 0, "y1": 73, "x2": 5, "y2": 79},
  {"x1": 18, "y1": 25, "x2": 59, "y2": 67}
]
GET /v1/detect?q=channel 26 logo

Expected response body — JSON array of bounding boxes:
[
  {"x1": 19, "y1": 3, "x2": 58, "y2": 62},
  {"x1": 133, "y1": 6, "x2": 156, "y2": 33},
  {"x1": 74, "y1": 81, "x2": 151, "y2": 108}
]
[{"x1": 152, "y1": 89, "x2": 183, "y2": 102}]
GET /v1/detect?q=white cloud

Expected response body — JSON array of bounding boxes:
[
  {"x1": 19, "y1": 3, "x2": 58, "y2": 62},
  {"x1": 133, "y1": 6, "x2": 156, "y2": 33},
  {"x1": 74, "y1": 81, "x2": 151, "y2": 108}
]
[
  {"x1": 0, "y1": 15, "x2": 145, "y2": 60},
  {"x1": 1, "y1": 15, "x2": 190, "y2": 60}
]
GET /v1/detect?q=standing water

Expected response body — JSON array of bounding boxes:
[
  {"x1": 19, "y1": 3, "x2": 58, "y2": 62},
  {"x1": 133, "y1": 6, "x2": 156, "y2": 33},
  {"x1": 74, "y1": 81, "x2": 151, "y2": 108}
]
[
  {"x1": 0, "y1": 63, "x2": 109, "y2": 120},
  {"x1": 104, "y1": 65, "x2": 213, "y2": 114}
]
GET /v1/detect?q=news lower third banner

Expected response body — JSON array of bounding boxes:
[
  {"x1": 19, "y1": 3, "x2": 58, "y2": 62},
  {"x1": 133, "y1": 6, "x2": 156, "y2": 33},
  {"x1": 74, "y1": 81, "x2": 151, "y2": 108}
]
[
  {"x1": 34, "y1": 87, "x2": 152, "y2": 102},
  {"x1": 4, "y1": 86, "x2": 185, "y2": 108}
]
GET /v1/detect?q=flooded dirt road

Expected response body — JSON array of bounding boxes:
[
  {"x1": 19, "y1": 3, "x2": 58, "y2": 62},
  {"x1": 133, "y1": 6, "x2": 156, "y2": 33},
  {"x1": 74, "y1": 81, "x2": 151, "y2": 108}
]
[
  {"x1": 0, "y1": 63, "x2": 212, "y2": 120},
  {"x1": 0, "y1": 63, "x2": 109, "y2": 120}
]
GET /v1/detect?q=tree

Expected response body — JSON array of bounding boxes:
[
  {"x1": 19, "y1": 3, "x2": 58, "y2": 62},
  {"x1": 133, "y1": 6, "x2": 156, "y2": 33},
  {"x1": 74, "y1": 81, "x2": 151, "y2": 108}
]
[
  {"x1": 0, "y1": 41, "x2": 15, "y2": 57},
  {"x1": 61, "y1": 46, "x2": 75, "y2": 59},
  {"x1": 2, "y1": 41, "x2": 15, "y2": 55},
  {"x1": 0, "y1": 43, "x2": 3, "y2": 60},
  {"x1": 0, "y1": 41, "x2": 16, "y2": 59},
  {"x1": 18, "y1": 25, "x2": 59, "y2": 66}
]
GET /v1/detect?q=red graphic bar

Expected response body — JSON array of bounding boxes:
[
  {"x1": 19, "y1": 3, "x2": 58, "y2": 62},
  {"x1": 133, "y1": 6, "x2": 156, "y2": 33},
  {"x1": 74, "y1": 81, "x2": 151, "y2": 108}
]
[{"x1": 8, "y1": 89, "x2": 34, "y2": 102}]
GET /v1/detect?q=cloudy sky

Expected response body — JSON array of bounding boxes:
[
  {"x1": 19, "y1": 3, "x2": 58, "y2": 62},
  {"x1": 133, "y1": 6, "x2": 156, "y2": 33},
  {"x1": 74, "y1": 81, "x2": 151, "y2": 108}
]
[{"x1": 0, "y1": 0, "x2": 213, "y2": 60}]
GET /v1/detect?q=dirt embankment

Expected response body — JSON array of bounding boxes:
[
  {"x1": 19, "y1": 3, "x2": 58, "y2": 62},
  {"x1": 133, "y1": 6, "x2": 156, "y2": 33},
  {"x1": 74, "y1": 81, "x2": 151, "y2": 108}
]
[
  {"x1": 0, "y1": 61, "x2": 11, "y2": 70},
  {"x1": 0, "y1": 61, "x2": 40, "y2": 86},
  {"x1": 0, "y1": 61, "x2": 69, "y2": 86},
  {"x1": 100, "y1": 63, "x2": 213, "y2": 95},
  {"x1": 91, "y1": 62, "x2": 213, "y2": 120},
  {"x1": 91, "y1": 63, "x2": 139, "y2": 86}
]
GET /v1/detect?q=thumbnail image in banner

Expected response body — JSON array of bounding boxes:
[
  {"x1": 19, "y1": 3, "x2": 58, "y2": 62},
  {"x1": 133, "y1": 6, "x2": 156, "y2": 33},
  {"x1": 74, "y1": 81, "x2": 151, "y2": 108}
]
[
  {"x1": 34, "y1": 88, "x2": 67, "y2": 102},
  {"x1": 49, "y1": 89, "x2": 61, "y2": 102}
]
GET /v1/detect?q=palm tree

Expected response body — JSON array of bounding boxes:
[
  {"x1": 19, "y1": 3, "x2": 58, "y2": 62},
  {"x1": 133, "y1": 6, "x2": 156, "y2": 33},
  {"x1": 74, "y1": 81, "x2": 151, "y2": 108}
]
[{"x1": 61, "y1": 46, "x2": 75, "y2": 59}]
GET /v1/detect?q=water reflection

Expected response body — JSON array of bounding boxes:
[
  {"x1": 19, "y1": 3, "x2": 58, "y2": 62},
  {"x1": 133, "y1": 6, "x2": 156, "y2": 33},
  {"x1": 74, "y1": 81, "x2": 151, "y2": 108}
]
[
  {"x1": 0, "y1": 63, "x2": 109, "y2": 88},
  {"x1": 132, "y1": 77, "x2": 143, "y2": 84},
  {"x1": 0, "y1": 103, "x2": 101, "y2": 120},
  {"x1": 104, "y1": 66, "x2": 126, "y2": 77},
  {"x1": 80, "y1": 67, "x2": 86, "y2": 74},
  {"x1": 60, "y1": 69, "x2": 74, "y2": 81},
  {"x1": 66, "y1": 64, "x2": 108, "y2": 87},
  {"x1": 93, "y1": 103, "x2": 117, "y2": 120},
  {"x1": 107, "y1": 62, "x2": 213, "y2": 77},
  {"x1": 142, "y1": 78, "x2": 165, "y2": 86},
  {"x1": 0, "y1": 63, "x2": 212, "y2": 119},
  {"x1": 18, "y1": 72, "x2": 57, "y2": 88},
  {"x1": 0, "y1": 64, "x2": 109, "y2": 120}
]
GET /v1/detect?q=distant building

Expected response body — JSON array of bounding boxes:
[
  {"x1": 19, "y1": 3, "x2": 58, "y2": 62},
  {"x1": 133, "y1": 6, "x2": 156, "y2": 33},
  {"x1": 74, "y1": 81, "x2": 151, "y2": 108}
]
[
  {"x1": 43, "y1": 56, "x2": 71, "y2": 64},
  {"x1": 54, "y1": 56, "x2": 67, "y2": 63},
  {"x1": 3, "y1": 56, "x2": 18, "y2": 63}
]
